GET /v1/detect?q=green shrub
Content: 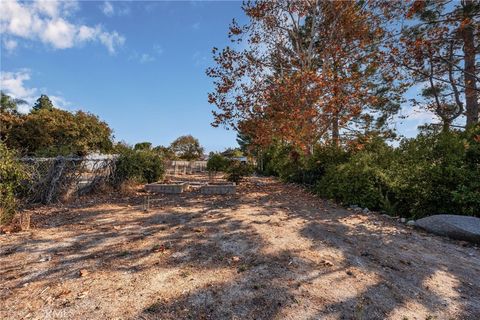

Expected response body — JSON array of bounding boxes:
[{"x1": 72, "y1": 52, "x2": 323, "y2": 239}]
[
  {"x1": 259, "y1": 142, "x2": 350, "y2": 185},
  {"x1": 207, "y1": 153, "x2": 230, "y2": 172},
  {"x1": 5, "y1": 108, "x2": 113, "y2": 157},
  {"x1": 226, "y1": 161, "x2": 254, "y2": 183},
  {"x1": 113, "y1": 148, "x2": 165, "y2": 186},
  {"x1": 0, "y1": 143, "x2": 27, "y2": 224},
  {"x1": 260, "y1": 143, "x2": 305, "y2": 182},
  {"x1": 316, "y1": 140, "x2": 395, "y2": 211},
  {"x1": 301, "y1": 144, "x2": 350, "y2": 185},
  {"x1": 257, "y1": 127, "x2": 480, "y2": 219},
  {"x1": 315, "y1": 130, "x2": 480, "y2": 218},
  {"x1": 391, "y1": 129, "x2": 480, "y2": 218}
]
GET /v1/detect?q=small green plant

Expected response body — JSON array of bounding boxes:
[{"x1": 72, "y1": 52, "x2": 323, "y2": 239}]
[
  {"x1": 378, "y1": 188, "x2": 399, "y2": 216},
  {"x1": 237, "y1": 264, "x2": 248, "y2": 273}
]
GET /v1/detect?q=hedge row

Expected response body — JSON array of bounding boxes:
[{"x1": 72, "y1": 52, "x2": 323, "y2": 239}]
[{"x1": 259, "y1": 126, "x2": 480, "y2": 218}]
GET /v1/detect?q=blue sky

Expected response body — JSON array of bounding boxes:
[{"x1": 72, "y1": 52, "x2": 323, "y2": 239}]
[
  {"x1": 1, "y1": 1, "x2": 435, "y2": 152},
  {"x1": 1, "y1": 0, "x2": 248, "y2": 152}
]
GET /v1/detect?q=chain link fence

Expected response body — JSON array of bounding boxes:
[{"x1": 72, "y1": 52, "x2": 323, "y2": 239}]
[
  {"x1": 18, "y1": 155, "x2": 117, "y2": 204},
  {"x1": 165, "y1": 160, "x2": 207, "y2": 175}
]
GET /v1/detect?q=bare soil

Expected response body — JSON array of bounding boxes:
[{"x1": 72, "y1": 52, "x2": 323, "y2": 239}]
[{"x1": 1, "y1": 175, "x2": 479, "y2": 320}]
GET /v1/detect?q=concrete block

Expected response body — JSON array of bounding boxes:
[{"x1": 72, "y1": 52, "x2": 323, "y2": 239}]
[
  {"x1": 200, "y1": 183, "x2": 236, "y2": 195},
  {"x1": 145, "y1": 182, "x2": 189, "y2": 194}
]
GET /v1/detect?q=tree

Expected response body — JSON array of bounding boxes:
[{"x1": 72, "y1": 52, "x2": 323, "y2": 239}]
[
  {"x1": 153, "y1": 145, "x2": 176, "y2": 160},
  {"x1": 397, "y1": 0, "x2": 479, "y2": 128},
  {"x1": 32, "y1": 94, "x2": 54, "y2": 111},
  {"x1": 221, "y1": 147, "x2": 243, "y2": 158},
  {"x1": 1, "y1": 92, "x2": 27, "y2": 114},
  {"x1": 5, "y1": 108, "x2": 113, "y2": 156},
  {"x1": 1, "y1": 93, "x2": 26, "y2": 143},
  {"x1": 236, "y1": 131, "x2": 253, "y2": 155},
  {"x1": 207, "y1": 153, "x2": 230, "y2": 172},
  {"x1": 207, "y1": 0, "x2": 405, "y2": 150},
  {"x1": 169, "y1": 135, "x2": 204, "y2": 161},
  {"x1": 134, "y1": 142, "x2": 152, "y2": 151}
]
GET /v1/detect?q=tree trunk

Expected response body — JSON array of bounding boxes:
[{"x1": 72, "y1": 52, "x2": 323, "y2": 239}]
[
  {"x1": 442, "y1": 119, "x2": 451, "y2": 132},
  {"x1": 462, "y1": 0, "x2": 479, "y2": 127},
  {"x1": 332, "y1": 113, "x2": 340, "y2": 146}
]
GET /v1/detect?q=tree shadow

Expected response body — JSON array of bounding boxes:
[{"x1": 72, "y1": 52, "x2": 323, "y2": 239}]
[
  {"x1": 246, "y1": 178, "x2": 480, "y2": 319},
  {"x1": 1, "y1": 177, "x2": 479, "y2": 319}
]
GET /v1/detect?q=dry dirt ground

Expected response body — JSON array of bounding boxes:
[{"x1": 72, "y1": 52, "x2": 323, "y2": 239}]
[{"x1": 1, "y1": 175, "x2": 480, "y2": 320}]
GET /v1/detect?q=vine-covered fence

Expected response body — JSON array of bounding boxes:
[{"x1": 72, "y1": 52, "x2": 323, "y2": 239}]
[{"x1": 19, "y1": 155, "x2": 117, "y2": 204}]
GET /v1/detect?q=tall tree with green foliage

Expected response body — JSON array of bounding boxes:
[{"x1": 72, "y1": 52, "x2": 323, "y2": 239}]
[
  {"x1": 5, "y1": 108, "x2": 113, "y2": 156},
  {"x1": 32, "y1": 94, "x2": 54, "y2": 111},
  {"x1": 153, "y1": 145, "x2": 176, "y2": 160},
  {"x1": 398, "y1": 0, "x2": 479, "y2": 129},
  {"x1": 134, "y1": 142, "x2": 152, "y2": 151},
  {"x1": 1, "y1": 92, "x2": 27, "y2": 114},
  {"x1": 1, "y1": 93, "x2": 27, "y2": 143},
  {"x1": 169, "y1": 135, "x2": 204, "y2": 161}
]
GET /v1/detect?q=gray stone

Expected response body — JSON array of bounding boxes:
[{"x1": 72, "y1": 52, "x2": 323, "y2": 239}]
[
  {"x1": 362, "y1": 208, "x2": 370, "y2": 214},
  {"x1": 200, "y1": 183, "x2": 236, "y2": 195},
  {"x1": 145, "y1": 182, "x2": 189, "y2": 194},
  {"x1": 406, "y1": 220, "x2": 416, "y2": 226},
  {"x1": 400, "y1": 218, "x2": 406, "y2": 223},
  {"x1": 415, "y1": 215, "x2": 480, "y2": 244}
]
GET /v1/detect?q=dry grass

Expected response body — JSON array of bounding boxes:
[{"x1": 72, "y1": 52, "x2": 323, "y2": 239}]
[{"x1": 1, "y1": 175, "x2": 479, "y2": 319}]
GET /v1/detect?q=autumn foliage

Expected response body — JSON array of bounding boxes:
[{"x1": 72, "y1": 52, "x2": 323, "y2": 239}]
[
  {"x1": 207, "y1": 0, "x2": 479, "y2": 218},
  {"x1": 207, "y1": 0, "x2": 409, "y2": 151},
  {"x1": 208, "y1": 0, "x2": 478, "y2": 151}
]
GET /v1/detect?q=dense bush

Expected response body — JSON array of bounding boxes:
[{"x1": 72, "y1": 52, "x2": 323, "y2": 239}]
[
  {"x1": 317, "y1": 140, "x2": 396, "y2": 212},
  {"x1": 391, "y1": 129, "x2": 480, "y2": 218},
  {"x1": 260, "y1": 143, "x2": 305, "y2": 181},
  {"x1": 3, "y1": 108, "x2": 113, "y2": 156},
  {"x1": 0, "y1": 143, "x2": 27, "y2": 224},
  {"x1": 207, "y1": 153, "x2": 230, "y2": 172},
  {"x1": 259, "y1": 142, "x2": 349, "y2": 185},
  {"x1": 226, "y1": 161, "x2": 254, "y2": 183},
  {"x1": 301, "y1": 144, "x2": 350, "y2": 185},
  {"x1": 260, "y1": 127, "x2": 480, "y2": 218},
  {"x1": 207, "y1": 153, "x2": 253, "y2": 183},
  {"x1": 113, "y1": 148, "x2": 165, "y2": 186}
]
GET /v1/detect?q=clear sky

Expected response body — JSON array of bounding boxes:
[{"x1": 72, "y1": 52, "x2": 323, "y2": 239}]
[{"x1": 1, "y1": 0, "x2": 436, "y2": 152}]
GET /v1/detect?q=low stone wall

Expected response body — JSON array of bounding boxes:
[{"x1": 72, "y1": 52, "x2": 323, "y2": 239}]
[
  {"x1": 200, "y1": 183, "x2": 236, "y2": 195},
  {"x1": 145, "y1": 182, "x2": 189, "y2": 194}
]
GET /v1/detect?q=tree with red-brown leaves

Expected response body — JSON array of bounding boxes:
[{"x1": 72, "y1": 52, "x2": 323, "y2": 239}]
[{"x1": 207, "y1": 0, "x2": 405, "y2": 151}]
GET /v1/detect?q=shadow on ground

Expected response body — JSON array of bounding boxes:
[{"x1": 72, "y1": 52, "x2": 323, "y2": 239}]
[{"x1": 1, "y1": 177, "x2": 479, "y2": 319}]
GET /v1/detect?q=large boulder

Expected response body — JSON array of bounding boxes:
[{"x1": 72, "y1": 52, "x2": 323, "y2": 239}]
[{"x1": 415, "y1": 215, "x2": 480, "y2": 244}]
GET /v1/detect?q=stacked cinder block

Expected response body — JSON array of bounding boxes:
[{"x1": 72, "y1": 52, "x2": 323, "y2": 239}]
[
  {"x1": 145, "y1": 182, "x2": 189, "y2": 194},
  {"x1": 200, "y1": 183, "x2": 236, "y2": 195}
]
